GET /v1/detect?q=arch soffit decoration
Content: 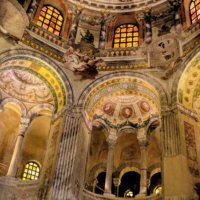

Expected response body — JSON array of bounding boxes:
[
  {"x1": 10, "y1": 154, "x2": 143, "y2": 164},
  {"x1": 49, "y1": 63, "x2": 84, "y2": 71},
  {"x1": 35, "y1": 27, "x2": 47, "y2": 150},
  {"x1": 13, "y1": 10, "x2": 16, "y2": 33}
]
[
  {"x1": 150, "y1": 168, "x2": 161, "y2": 179},
  {"x1": 176, "y1": 51, "x2": 200, "y2": 112},
  {"x1": 89, "y1": 163, "x2": 106, "y2": 182},
  {"x1": 0, "y1": 97, "x2": 27, "y2": 117},
  {"x1": 78, "y1": 72, "x2": 168, "y2": 129},
  {"x1": 172, "y1": 46, "x2": 200, "y2": 105},
  {"x1": 0, "y1": 49, "x2": 74, "y2": 115},
  {"x1": 118, "y1": 166, "x2": 141, "y2": 182}
]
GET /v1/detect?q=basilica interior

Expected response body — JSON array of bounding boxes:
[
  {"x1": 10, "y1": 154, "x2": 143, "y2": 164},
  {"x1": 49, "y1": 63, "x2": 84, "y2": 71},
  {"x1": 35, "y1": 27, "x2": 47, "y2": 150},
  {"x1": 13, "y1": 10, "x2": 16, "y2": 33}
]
[{"x1": 0, "y1": 0, "x2": 200, "y2": 199}]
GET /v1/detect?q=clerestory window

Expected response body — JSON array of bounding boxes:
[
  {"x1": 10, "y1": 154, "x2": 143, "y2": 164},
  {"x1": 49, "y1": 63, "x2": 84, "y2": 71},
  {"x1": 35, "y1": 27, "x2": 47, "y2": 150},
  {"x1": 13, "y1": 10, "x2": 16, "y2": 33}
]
[
  {"x1": 113, "y1": 24, "x2": 139, "y2": 48},
  {"x1": 190, "y1": 0, "x2": 200, "y2": 24},
  {"x1": 22, "y1": 161, "x2": 40, "y2": 180},
  {"x1": 37, "y1": 5, "x2": 63, "y2": 36}
]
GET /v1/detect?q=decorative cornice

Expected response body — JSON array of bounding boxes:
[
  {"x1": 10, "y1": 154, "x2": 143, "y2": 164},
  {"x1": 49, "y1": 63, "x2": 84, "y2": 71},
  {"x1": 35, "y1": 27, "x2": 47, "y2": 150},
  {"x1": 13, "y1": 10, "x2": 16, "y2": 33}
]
[{"x1": 93, "y1": 114, "x2": 150, "y2": 129}]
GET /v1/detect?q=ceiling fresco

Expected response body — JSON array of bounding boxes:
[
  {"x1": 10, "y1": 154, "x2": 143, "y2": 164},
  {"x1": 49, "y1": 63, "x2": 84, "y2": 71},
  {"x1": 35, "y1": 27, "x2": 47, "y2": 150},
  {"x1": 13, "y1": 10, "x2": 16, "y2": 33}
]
[
  {"x1": 84, "y1": 77, "x2": 160, "y2": 126},
  {"x1": 0, "y1": 69, "x2": 53, "y2": 104},
  {"x1": 0, "y1": 55, "x2": 67, "y2": 113},
  {"x1": 178, "y1": 52, "x2": 200, "y2": 114}
]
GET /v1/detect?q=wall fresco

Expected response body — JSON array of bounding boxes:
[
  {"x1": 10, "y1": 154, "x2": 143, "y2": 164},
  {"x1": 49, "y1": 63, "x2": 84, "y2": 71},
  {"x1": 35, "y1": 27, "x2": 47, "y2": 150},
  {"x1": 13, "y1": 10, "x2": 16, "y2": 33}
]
[{"x1": 184, "y1": 121, "x2": 199, "y2": 177}]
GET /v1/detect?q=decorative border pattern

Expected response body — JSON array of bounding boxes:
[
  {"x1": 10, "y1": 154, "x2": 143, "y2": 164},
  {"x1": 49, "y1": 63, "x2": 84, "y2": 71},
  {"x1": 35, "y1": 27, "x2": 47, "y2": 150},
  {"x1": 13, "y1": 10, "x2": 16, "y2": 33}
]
[
  {"x1": 78, "y1": 71, "x2": 168, "y2": 123},
  {"x1": 78, "y1": 71, "x2": 168, "y2": 107},
  {"x1": 0, "y1": 48, "x2": 74, "y2": 113},
  {"x1": 172, "y1": 45, "x2": 200, "y2": 106}
]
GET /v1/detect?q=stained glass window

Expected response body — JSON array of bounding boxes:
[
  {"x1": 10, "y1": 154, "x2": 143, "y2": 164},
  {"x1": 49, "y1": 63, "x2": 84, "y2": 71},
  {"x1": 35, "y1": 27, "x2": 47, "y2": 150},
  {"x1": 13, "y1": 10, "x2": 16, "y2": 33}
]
[
  {"x1": 113, "y1": 24, "x2": 139, "y2": 48},
  {"x1": 22, "y1": 161, "x2": 40, "y2": 180},
  {"x1": 37, "y1": 5, "x2": 63, "y2": 36},
  {"x1": 190, "y1": 0, "x2": 200, "y2": 24}
]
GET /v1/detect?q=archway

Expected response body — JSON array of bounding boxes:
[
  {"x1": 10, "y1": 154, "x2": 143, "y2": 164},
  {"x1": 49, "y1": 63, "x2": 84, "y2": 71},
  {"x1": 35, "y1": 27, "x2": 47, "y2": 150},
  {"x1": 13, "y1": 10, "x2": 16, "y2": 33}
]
[
  {"x1": 118, "y1": 171, "x2": 140, "y2": 197},
  {"x1": 81, "y1": 73, "x2": 163, "y2": 197},
  {"x1": 95, "y1": 171, "x2": 106, "y2": 194},
  {"x1": 148, "y1": 172, "x2": 162, "y2": 195},
  {"x1": 0, "y1": 49, "x2": 73, "y2": 188},
  {"x1": 0, "y1": 102, "x2": 21, "y2": 176}
]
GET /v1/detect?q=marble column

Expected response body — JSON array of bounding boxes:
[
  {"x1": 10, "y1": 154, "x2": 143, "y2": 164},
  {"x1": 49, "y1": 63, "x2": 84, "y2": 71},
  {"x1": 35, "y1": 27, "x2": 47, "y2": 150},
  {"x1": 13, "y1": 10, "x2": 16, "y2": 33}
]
[
  {"x1": 7, "y1": 118, "x2": 30, "y2": 177},
  {"x1": 68, "y1": 9, "x2": 82, "y2": 45},
  {"x1": 161, "y1": 109, "x2": 181, "y2": 156},
  {"x1": 104, "y1": 130, "x2": 117, "y2": 196},
  {"x1": 137, "y1": 128, "x2": 149, "y2": 196},
  {"x1": 50, "y1": 107, "x2": 82, "y2": 200},
  {"x1": 161, "y1": 107, "x2": 191, "y2": 198}
]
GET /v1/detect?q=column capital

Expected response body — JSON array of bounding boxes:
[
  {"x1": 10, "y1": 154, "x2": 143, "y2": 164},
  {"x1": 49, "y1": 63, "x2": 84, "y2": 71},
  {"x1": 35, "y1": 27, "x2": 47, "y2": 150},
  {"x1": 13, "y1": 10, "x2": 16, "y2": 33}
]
[
  {"x1": 106, "y1": 128, "x2": 117, "y2": 147},
  {"x1": 106, "y1": 137, "x2": 117, "y2": 148},
  {"x1": 7, "y1": 117, "x2": 30, "y2": 177},
  {"x1": 137, "y1": 128, "x2": 149, "y2": 147},
  {"x1": 19, "y1": 118, "x2": 31, "y2": 136}
]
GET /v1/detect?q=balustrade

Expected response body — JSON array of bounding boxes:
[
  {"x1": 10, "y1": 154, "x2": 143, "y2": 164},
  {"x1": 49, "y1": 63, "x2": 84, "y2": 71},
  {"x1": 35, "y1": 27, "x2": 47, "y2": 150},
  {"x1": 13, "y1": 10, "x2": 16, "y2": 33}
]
[
  {"x1": 98, "y1": 47, "x2": 146, "y2": 58},
  {"x1": 27, "y1": 22, "x2": 67, "y2": 48},
  {"x1": 83, "y1": 189, "x2": 162, "y2": 200}
]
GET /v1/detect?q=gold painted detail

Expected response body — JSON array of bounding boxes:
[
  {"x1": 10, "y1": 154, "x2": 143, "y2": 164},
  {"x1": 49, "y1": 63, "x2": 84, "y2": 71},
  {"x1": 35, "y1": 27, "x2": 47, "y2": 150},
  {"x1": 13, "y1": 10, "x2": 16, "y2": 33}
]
[
  {"x1": 178, "y1": 53, "x2": 200, "y2": 111},
  {"x1": 0, "y1": 69, "x2": 53, "y2": 104},
  {"x1": 84, "y1": 77, "x2": 160, "y2": 122},
  {"x1": 1, "y1": 57, "x2": 67, "y2": 113},
  {"x1": 183, "y1": 35, "x2": 200, "y2": 57},
  {"x1": 21, "y1": 33, "x2": 65, "y2": 63},
  {"x1": 97, "y1": 63, "x2": 148, "y2": 71}
]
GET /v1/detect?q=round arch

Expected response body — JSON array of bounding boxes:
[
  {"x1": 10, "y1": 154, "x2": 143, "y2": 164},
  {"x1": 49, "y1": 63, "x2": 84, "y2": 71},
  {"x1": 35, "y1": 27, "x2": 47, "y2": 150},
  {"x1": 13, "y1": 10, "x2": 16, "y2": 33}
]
[
  {"x1": 78, "y1": 71, "x2": 168, "y2": 129},
  {"x1": 0, "y1": 48, "x2": 74, "y2": 115},
  {"x1": 78, "y1": 71, "x2": 168, "y2": 106},
  {"x1": 88, "y1": 163, "x2": 107, "y2": 183},
  {"x1": 172, "y1": 46, "x2": 200, "y2": 106},
  {"x1": 118, "y1": 166, "x2": 141, "y2": 181},
  {"x1": 0, "y1": 97, "x2": 26, "y2": 117}
]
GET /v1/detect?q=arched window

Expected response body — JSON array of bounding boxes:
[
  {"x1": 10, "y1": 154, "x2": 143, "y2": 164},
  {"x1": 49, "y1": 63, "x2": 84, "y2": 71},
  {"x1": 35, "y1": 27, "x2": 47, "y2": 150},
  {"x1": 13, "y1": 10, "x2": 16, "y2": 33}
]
[
  {"x1": 37, "y1": 5, "x2": 63, "y2": 36},
  {"x1": 22, "y1": 161, "x2": 40, "y2": 180},
  {"x1": 113, "y1": 24, "x2": 139, "y2": 48},
  {"x1": 190, "y1": 0, "x2": 200, "y2": 24},
  {"x1": 118, "y1": 171, "x2": 140, "y2": 197}
]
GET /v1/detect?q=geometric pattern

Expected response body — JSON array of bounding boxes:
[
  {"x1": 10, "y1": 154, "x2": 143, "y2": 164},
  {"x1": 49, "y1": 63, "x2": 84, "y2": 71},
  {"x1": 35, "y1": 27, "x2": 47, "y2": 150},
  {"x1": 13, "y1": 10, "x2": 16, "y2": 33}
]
[{"x1": 22, "y1": 161, "x2": 40, "y2": 180}]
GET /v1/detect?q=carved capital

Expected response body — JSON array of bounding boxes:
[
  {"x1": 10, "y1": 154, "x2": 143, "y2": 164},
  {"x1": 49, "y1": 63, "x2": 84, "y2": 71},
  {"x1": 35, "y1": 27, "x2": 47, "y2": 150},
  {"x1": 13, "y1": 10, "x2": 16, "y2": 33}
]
[
  {"x1": 137, "y1": 128, "x2": 149, "y2": 147},
  {"x1": 65, "y1": 105, "x2": 83, "y2": 118},
  {"x1": 107, "y1": 129, "x2": 117, "y2": 147},
  {"x1": 19, "y1": 118, "x2": 31, "y2": 136}
]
